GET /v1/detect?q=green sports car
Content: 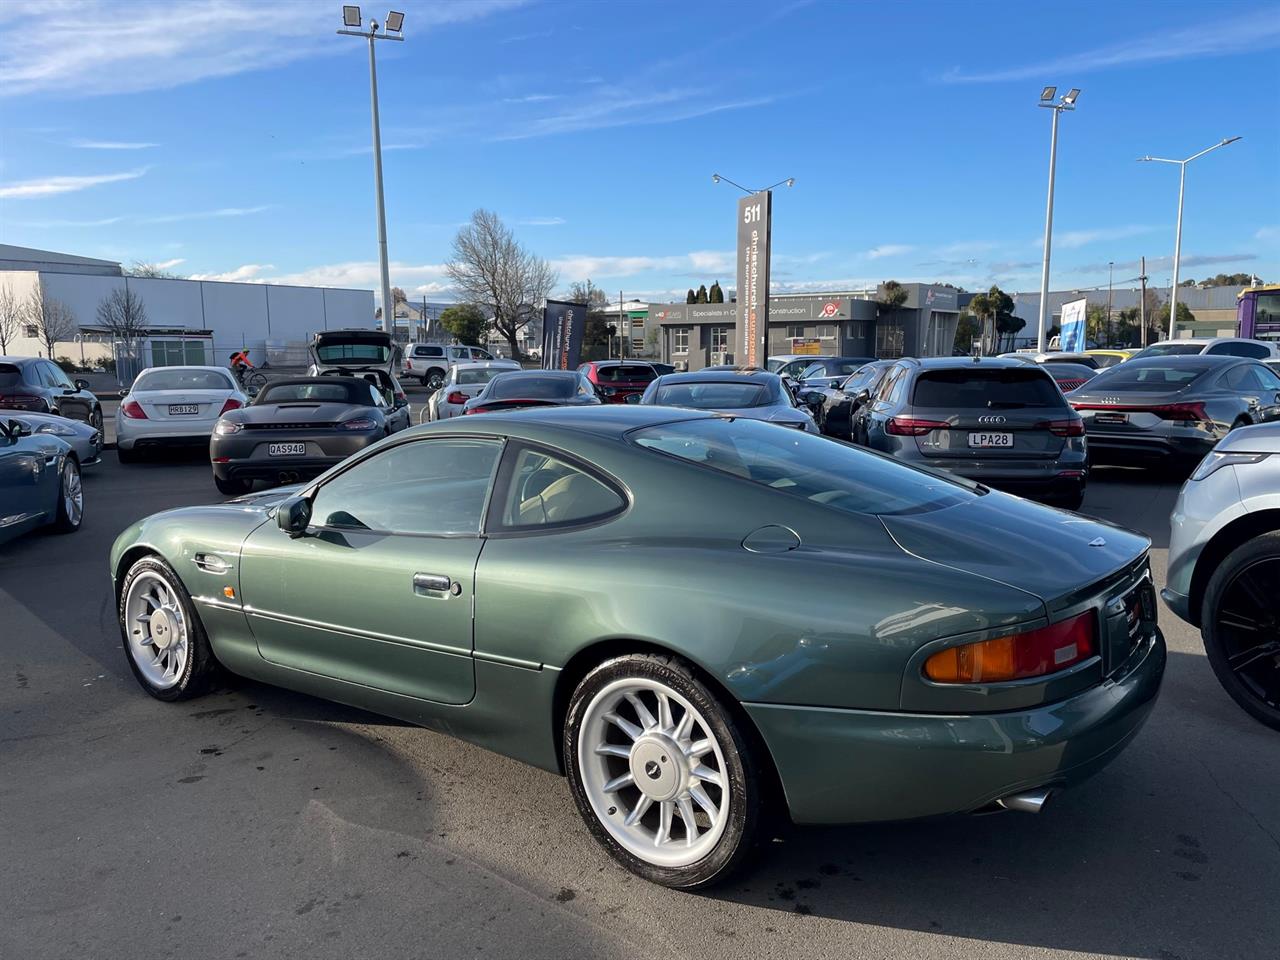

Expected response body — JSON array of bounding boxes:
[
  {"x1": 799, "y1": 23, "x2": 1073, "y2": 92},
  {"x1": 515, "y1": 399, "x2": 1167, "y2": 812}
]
[{"x1": 110, "y1": 406, "x2": 1165, "y2": 888}]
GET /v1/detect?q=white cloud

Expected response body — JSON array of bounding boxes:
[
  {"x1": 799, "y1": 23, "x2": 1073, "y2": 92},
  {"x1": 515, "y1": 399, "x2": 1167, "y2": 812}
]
[
  {"x1": 502, "y1": 94, "x2": 561, "y2": 103},
  {"x1": 188, "y1": 264, "x2": 276, "y2": 283},
  {"x1": 550, "y1": 250, "x2": 734, "y2": 280},
  {"x1": 1033, "y1": 225, "x2": 1158, "y2": 250},
  {"x1": 517, "y1": 216, "x2": 566, "y2": 226},
  {"x1": 0, "y1": 0, "x2": 526, "y2": 98},
  {"x1": 188, "y1": 260, "x2": 450, "y2": 295},
  {"x1": 0, "y1": 167, "x2": 148, "y2": 199},
  {"x1": 1256, "y1": 226, "x2": 1279, "y2": 243},
  {"x1": 8, "y1": 215, "x2": 127, "y2": 228},
  {"x1": 864, "y1": 244, "x2": 914, "y2": 260},
  {"x1": 154, "y1": 258, "x2": 186, "y2": 270},
  {"x1": 140, "y1": 205, "x2": 271, "y2": 224},
  {"x1": 942, "y1": 9, "x2": 1280, "y2": 83},
  {"x1": 70, "y1": 140, "x2": 158, "y2": 150}
]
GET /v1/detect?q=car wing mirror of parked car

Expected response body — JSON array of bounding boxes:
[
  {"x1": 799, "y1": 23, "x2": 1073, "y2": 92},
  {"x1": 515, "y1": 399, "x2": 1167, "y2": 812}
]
[
  {"x1": 74, "y1": 378, "x2": 90, "y2": 391},
  {"x1": 624, "y1": 393, "x2": 642, "y2": 405},
  {"x1": 277, "y1": 496, "x2": 313, "y2": 538},
  {"x1": 117, "y1": 389, "x2": 130, "y2": 400}
]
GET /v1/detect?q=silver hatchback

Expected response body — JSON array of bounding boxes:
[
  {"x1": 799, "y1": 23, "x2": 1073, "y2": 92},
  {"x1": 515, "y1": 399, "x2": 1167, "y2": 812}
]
[{"x1": 1165, "y1": 422, "x2": 1280, "y2": 730}]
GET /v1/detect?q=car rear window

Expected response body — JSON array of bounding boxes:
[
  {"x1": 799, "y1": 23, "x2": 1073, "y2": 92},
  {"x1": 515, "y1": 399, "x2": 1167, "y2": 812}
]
[
  {"x1": 651, "y1": 381, "x2": 771, "y2": 408},
  {"x1": 912, "y1": 368, "x2": 1063, "y2": 408},
  {"x1": 458, "y1": 367, "x2": 504, "y2": 385},
  {"x1": 0, "y1": 364, "x2": 23, "y2": 388},
  {"x1": 1087, "y1": 362, "x2": 1211, "y2": 391},
  {"x1": 134, "y1": 369, "x2": 234, "y2": 391},
  {"x1": 257, "y1": 381, "x2": 367, "y2": 404},
  {"x1": 488, "y1": 374, "x2": 576, "y2": 400},
  {"x1": 316, "y1": 342, "x2": 392, "y2": 364},
  {"x1": 1044, "y1": 363, "x2": 1096, "y2": 380},
  {"x1": 413, "y1": 345, "x2": 444, "y2": 357},
  {"x1": 632, "y1": 418, "x2": 976, "y2": 517},
  {"x1": 596, "y1": 365, "x2": 656, "y2": 383},
  {"x1": 1134, "y1": 343, "x2": 1204, "y2": 358}
]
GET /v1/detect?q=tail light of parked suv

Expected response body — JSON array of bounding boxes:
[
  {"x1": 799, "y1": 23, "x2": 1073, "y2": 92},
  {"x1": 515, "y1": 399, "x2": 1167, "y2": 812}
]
[
  {"x1": 219, "y1": 398, "x2": 243, "y2": 415},
  {"x1": 924, "y1": 611, "x2": 1096, "y2": 684},
  {"x1": 886, "y1": 416, "x2": 949, "y2": 436},
  {"x1": 121, "y1": 400, "x2": 148, "y2": 419},
  {"x1": 1036, "y1": 417, "x2": 1085, "y2": 437},
  {"x1": 0, "y1": 393, "x2": 49, "y2": 411}
]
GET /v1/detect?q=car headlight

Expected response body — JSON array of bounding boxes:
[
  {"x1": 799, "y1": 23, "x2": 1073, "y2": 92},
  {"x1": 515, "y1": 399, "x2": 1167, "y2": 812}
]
[
  {"x1": 35, "y1": 422, "x2": 78, "y2": 437},
  {"x1": 214, "y1": 419, "x2": 243, "y2": 435},
  {"x1": 340, "y1": 417, "x2": 378, "y2": 431},
  {"x1": 1190, "y1": 451, "x2": 1268, "y2": 481}
]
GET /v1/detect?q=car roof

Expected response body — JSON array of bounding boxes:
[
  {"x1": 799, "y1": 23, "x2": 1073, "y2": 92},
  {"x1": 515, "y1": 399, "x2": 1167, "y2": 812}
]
[
  {"x1": 135, "y1": 365, "x2": 234, "y2": 374},
  {"x1": 587, "y1": 359, "x2": 654, "y2": 367},
  {"x1": 1121, "y1": 354, "x2": 1245, "y2": 367},
  {"x1": 409, "y1": 402, "x2": 713, "y2": 440},
  {"x1": 655, "y1": 369, "x2": 779, "y2": 383},
  {"x1": 453, "y1": 360, "x2": 518, "y2": 369},
  {"x1": 0, "y1": 356, "x2": 41, "y2": 365},
  {"x1": 902, "y1": 356, "x2": 1041, "y2": 371}
]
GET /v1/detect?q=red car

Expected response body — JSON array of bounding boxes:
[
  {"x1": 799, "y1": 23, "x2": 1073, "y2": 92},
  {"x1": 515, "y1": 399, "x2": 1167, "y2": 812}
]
[{"x1": 578, "y1": 361, "x2": 658, "y2": 403}]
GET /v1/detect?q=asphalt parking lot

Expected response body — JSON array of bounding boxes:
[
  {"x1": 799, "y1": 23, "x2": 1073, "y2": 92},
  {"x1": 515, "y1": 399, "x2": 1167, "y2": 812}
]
[{"x1": 2, "y1": 454, "x2": 1277, "y2": 960}]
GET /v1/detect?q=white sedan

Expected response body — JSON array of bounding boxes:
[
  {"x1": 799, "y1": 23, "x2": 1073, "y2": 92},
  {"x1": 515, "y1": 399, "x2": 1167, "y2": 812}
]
[
  {"x1": 426, "y1": 360, "x2": 521, "y2": 420},
  {"x1": 116, "y1": 366, "x2": 247, "y2": 463}
]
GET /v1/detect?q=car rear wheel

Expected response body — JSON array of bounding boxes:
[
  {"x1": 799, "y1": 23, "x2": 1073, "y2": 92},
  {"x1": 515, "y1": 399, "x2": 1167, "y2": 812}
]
[
  {"x1": 424, "y1": 369, "x2": 445, "y2": 392},
  {"x1": 51, "y1": 458, "x2": 83, "y2": 533},
  {"x1": 1201, "y1": 532, "x2": 1280, "y2": 731},
  {"x1": 214, "y1": 475, "x2": 253, "y2": 496},
  {"x1": 118, "y1": 556, "x2": 218, "y2": 701},
  {"x1": 89, "y1": 407, "x2": 103, "y2": 432},
  {"x1": 564, "y1": 653, "x2": 764, "y2": 889}
]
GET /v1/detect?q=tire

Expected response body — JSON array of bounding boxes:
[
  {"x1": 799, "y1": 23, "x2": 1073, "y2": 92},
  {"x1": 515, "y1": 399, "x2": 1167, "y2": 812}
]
[
  {"x1": 214, "y1": 474, "x2": 253, "y2": 496},
  {"x1": 425, "y1": 369, "x2": 445, "y2": 393},
  {"x1": 89, "y1": 406, "x2": 103, "y2": 432},
  {"x1": 1200, "y1": 532, "x2": 1280, "y2": 731},
  {"x1": 116, "y1": 445, "x2": 139, "y2": 464},
  {"x1": 563, "y1": 652, "x2": 764, "y2": 889},
  {"x1": 50, "y1": 457, "x2": 83, "y2": 533},
  {"x1": 118, "y1": 555, "x2": 218, "y2": 701}
]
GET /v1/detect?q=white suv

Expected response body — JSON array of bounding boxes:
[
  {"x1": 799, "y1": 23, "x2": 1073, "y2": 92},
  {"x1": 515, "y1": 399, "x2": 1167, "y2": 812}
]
[
  {"x1": 403, "y1": 343, "x2": 495, "y2": 391},
  {"x1": 1134, "y1": 337, "x2": 1280, "y2": 360}
]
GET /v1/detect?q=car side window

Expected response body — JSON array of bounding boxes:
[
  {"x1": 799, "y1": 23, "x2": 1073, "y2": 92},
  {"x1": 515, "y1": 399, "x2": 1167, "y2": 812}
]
[
  {"x1": 1253, "y1": 364, "x2": 1280, "y2": 391},
  {"x1": 798, "y1": 362, "x2": 824, "y2": 380},
  {"x1": 876, "y1": 365, "x2": 902, "y2": 403},
  {"x1": 1239, "y1": 343, "x2": 1271, "y2": 359},
  {"x1": 496, "y1": 445, "x2": 625, "y2": 530},
  {"x1": 310, "y1": 438, "x2": 502, "y2": 536}
]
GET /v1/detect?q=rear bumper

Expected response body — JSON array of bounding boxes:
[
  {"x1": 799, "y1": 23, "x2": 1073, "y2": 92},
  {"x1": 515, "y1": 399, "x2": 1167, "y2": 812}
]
[
  {"x1": 746, "y1": 629, "x2": 1165, "y2": 825},
  {"x1": 911, "y1": 457, "x2": 1087, "y2": 503},
  {"x1": 1085, "y1": 431, "x2": 1213, "y2": 466},
  {"x1": 213, "y1": 456, "x2": 345, "y2": 483}
]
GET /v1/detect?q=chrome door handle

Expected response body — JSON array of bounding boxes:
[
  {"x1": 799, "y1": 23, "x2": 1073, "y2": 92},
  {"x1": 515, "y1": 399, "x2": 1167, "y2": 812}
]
[{"x1": 413, "y1": 572, "x2": 453, "y2": 596}]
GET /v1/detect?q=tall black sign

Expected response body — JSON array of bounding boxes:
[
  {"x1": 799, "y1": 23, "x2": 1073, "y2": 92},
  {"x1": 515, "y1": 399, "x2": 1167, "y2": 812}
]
[
  {"x1": 541, "y1": 300, "x2": 586, "y2": 370},
  {"x1": 735, "y1": 190, "x2": 772, "y2": 368}
]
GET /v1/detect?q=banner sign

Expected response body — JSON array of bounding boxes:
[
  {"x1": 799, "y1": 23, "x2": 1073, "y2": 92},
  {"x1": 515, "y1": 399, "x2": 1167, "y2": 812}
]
[
  {"x1": 735, "y1": 191, "x2": 772, "y2": 368},
  {"x1": 541, "y1": 300, "x2": 586, "y2": 370},
  {"x1": 1059, "y1": 297, "x2": 1088, "y2": 353}
]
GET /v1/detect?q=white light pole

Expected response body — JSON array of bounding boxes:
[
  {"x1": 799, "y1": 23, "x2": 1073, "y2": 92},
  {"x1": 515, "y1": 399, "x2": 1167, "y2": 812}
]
[
  {"x1": 1035, "y1": 86, "x2": 1079, "y2": 353},
  {"x1": 338, "y1": 6, "x2": 405, "y2": 335},
  {"x1": 1138, "y1": 136, "x2": 1241, "y2": 340}
]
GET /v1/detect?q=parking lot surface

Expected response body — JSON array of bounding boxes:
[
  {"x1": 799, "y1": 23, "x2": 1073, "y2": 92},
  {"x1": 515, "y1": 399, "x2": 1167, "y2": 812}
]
[{"x1": 2, "y1": 455, "x2": 1277, "y2": 960}]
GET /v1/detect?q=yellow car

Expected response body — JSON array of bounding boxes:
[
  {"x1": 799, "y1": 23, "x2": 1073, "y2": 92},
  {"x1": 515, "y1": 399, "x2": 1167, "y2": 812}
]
[{"x1": 1085, "y1": 348, "x2": 1139, "y2": 369}]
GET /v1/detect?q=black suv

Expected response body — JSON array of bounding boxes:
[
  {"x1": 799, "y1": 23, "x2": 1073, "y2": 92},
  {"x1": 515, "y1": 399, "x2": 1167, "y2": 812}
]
[
  {"x1": 0, "y1": 357, "x2": 103, "y2": 430},
  {"x1": 860, "y1": 357, "x2": 1088, "y2": 509}
]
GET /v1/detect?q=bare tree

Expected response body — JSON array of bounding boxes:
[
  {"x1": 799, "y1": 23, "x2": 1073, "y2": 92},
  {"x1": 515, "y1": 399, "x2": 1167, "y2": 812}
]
[
  {"x1": 446, "y1": 209, "x2": 558, "y2": 359},
  {"x1": 26, "y1": 286, "x2": 78, "y2": 360},
  {"x1": 126, "y1": 260, "x2": 182, "y2": 279},
  {"x1": 96, "y1": 287, "x2": 149, "y2": 344},
  {"x1": 0, "y1": 284, "x2": 21, "y2": 354}
]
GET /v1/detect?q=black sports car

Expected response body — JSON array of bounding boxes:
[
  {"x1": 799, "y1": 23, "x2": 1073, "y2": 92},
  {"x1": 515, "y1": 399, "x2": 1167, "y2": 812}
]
[
  {"x1": 806, "y1": 359, "x2": 894, "y2": 440},
  {"x1": 461, "y1": 370, "x2": 603, "y2": 415},
  {"x1": 210, "y1": 377, "x2": 393, "y2": 495}
]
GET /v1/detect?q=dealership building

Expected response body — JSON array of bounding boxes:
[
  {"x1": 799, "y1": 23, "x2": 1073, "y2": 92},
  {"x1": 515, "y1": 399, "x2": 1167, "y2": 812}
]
[
  {"x1": 0, "y1": 244, "x2": 374, "y2": 375},
  {"x1": 652, "y1": 284, "x2": 961, "y2": 370}
]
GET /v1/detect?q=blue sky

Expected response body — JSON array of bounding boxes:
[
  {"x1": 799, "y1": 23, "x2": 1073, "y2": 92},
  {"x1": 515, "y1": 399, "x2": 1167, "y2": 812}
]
[{"x1": 1, "y1": 0, "x2": 1277, "y2": 307}]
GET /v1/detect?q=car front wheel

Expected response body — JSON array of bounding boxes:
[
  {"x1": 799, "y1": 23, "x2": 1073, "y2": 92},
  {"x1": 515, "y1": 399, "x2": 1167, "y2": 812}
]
[
  {"x1": 118, "y1": 556, "x2": 219, "y2": 701},
  {"x1": 425, "y1": 370, "x2": 445, "y2": 392},
  {"x1": 1201, "y1": 532, "x2": 1280, "y2": 731},
  {"x1": 564, "y1": 653, "x2": 764, "y2": 889},
  {"x1": 51, "y1": 458, "x2": 83, "y2": 533}
]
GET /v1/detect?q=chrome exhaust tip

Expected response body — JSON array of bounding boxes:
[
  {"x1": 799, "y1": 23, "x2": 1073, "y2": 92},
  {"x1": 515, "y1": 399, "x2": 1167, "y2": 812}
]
[{"x1": 996, "y1": 787, "x2": 1054, "y2": 814}]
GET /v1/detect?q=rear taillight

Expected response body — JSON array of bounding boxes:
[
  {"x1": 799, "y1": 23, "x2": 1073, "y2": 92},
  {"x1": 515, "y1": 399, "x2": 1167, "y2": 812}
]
[
  {"x1": 463, "y1": 406, "x2": 485, "y2": 415},
  {"x1": 340, "y1": 417, "x2": 377, "y2": 431},
  {"x1": 446, "y1": 391, "x2": 468, "y2": 405},
  {"x1": 0, "y1": 393, "x2": 48, "y2": 411},
  {"x1": 395, "y1": 391, "x2": 408, "y2": 406},
  {"x1": 1037, "y1": 417, "x2": 1085, "y2": 437},
  {"x1": 1070, "y1": 401, "x2": 1208, "y2": 422},
  {"x1": 121, "y1": 400, "x2": 148, "y2": 419},
  {"x1": 924, "y1": 611, "x2": 1096, "y2": 684},
  {"x1": 220, "y1": 398, "x2": 243, "y2": 415},
  {"x1": 886, "y1": 416, "x2": 949, "y2": 436}
]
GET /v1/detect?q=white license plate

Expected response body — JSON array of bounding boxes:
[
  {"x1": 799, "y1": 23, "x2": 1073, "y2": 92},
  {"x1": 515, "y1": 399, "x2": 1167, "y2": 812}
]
[
  {"x1": 968, "y1": 432, "x2": 1014, "y2": 448},
  {"x1": 268, "y1": 442, "x2": 306, "y2": 456},
  {"x1": 169, "y1": 404, "x2": 199, "y2": 416}
]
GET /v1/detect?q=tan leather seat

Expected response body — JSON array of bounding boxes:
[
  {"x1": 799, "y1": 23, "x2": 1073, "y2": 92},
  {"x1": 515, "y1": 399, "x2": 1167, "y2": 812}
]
[{"x1": 518, "y1": 472, "x2": 616, "y2": 526}]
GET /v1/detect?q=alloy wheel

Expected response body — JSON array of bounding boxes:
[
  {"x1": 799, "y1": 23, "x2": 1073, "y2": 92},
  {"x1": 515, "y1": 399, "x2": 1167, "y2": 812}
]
[
  {"x1": 123, "y1": 572, "x2": 190, "y2": 690},
  {"x1": 577, "y1": 677, "x2": 730, "y2": 868},
  {"x1": 62, "y1": 462, "x2": 83, "y2": 527}
]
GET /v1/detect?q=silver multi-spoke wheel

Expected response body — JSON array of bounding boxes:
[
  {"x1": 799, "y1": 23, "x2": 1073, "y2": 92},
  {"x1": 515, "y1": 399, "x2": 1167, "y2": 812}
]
[
  {"x1": 577, "y1": 677, "x2": 731, "y2": 868},
  {"x1": 62, "y1": 462, "x2": 82, "y2": 527},
  {"x1": 124, "y1": 571, "x2": 190, "y2": 690}
]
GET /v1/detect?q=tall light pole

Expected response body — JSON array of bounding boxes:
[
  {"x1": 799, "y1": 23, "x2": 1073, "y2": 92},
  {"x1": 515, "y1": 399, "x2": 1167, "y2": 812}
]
[
  {"x1": 1138, "y1": 136, "x2": 1241, "y2": 340},
  {"x1": 338, "y1": 6, "x2": 405, "y2": 335},
  {"x1": 1106, "y1": 261, "x2": 1114, "y2": 345},
  {"x1": 1035, "y1": 86, "x2": 1079, "y2": 353}
]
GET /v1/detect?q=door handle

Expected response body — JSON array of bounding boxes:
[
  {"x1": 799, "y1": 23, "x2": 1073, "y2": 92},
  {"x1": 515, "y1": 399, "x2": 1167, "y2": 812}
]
[{"x1": 413, "y1": 572, "x2": 454, "y2": 596}]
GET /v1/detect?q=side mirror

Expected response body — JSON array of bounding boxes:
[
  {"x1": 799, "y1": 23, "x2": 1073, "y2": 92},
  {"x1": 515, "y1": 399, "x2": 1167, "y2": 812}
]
[
  {"x1": 624, "y1": 392, "x2": 642, "y2": 405},
  {"x1": 118, "y1": 389, "x2": 130, "y2": 400},
  {"x1": 276, "y1": 496, "x2": 312, "y2": 538},
  {"x1": 245, "y1": 385, "x2": 260, "y2": 399},
  {"x1": 74, "y1": 379, "x2": 90, "y2": 391}
]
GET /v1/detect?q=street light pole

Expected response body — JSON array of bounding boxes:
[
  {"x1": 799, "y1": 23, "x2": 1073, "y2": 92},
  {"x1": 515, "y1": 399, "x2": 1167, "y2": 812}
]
[
  {"x1": 1107, "y1": 261, "x2": 1114, "y2": 345},
  {"x1": 1035, "y1": 87, "x2": 1079, "y2": 353},
  {"x1": 1137, "y1": 136, "x2": 1241, "y2": 340},
  {"x1": 338, "y1": 8, "x2": 405, "y2": 335}
]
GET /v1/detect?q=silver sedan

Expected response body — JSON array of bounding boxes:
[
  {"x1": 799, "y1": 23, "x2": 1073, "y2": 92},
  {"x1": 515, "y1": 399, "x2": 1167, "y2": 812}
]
[{"x1": 1165, "y1": 421, "x2": 1280, "y2": 731}]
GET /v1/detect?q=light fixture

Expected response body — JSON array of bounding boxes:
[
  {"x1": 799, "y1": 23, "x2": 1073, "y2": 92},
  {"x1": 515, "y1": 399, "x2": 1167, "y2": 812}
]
[
  {"x1": 1063, "y1": 88, "x2": 1080, "y2": 105},
  {"x1": 342, "y1": 5, "x2": 361, "y2": 27},
  {"x1": 385, "y1": 10, "x2": 404, "y2": 32},
  {"x1": 785, "y1": 178, "x2": 795, "y2": 188},
  {"x1": 1223, "y1": 135, "x2": 1242, "y2": 145},
  {"x1": 1040, "y1": 86, "x2": 1056, "y2": 101},
  {"x1": 712, "y1": 173, "x2": 721, "y2": 183}
]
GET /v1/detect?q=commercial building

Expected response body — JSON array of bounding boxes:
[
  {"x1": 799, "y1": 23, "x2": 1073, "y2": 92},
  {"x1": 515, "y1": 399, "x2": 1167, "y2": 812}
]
[
  {"x1": 0, "y1": 244, "x2": 374, "y2": 375},
  {"x1": 1005, "y1": 285, "x2": 1250, "y2": 346},
  {"x1": 653, "y1": 284, "x2": 961, "y2": 370}
]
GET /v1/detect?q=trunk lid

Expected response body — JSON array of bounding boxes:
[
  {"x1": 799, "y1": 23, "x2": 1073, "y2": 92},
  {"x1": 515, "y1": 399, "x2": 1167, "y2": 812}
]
[
  {"x1": 236, "y1": 401, "x2": 359, "y2": 428},
  {"x1": 309, "y1": 330, "x2": 399, "y2": 373},
  {"x1": 136, "y1": 388, "x2": 235, "y2": 422}
]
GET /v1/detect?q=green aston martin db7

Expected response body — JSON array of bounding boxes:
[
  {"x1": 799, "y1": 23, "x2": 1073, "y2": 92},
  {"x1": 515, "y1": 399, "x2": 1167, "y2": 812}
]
[{"x1": 110, "y1": 406, "x2": 1165, "y2": 888}]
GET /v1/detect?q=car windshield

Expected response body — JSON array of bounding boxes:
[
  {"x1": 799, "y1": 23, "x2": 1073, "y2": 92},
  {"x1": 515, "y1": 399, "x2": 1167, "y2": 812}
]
[
  {"x1": 257, "y1": 381, "x2": 366, "y2": 404},
  {"x1": 0, "y1": 364, "x2": 23, "y2": 388},
  {"x1": 1086, "y1": 362, "x2": 1212, "y2": 391},
  {"x1": 457, "y1": 367, "x2": 505, "y2": 385},
  {"x1": 632, "y1": 418, "x2": 976, "y2": 517},
  {"x1": 315, "y1": 341, "x2": 392, "y2": 364},
  {"x1": 488, "y1": 374, "x2": 576, "y2": 399},
  {"x1": 651, "y1": 381, "x2": 772, "y2": 409},
  {"x1": 1133, "y1": 343, "x2": 1205, "y2": 358},
  {"x1": 596, "y1": 364, "x2": 656, "y2": 383},
  {"x1": 134, "y1": 369, "x2": 233, "y2": 391},
  {"x1": 913, "y1": 368, "x2": 1062, "y2": 408}
]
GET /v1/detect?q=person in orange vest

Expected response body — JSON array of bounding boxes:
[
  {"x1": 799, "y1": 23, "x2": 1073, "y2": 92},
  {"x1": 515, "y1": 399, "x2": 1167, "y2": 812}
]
[{"x1": 228, "y1": 349, "x2": 253, "y2": 382}]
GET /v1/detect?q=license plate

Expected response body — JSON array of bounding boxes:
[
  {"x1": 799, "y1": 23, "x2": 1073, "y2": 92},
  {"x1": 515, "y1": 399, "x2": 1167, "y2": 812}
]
[
  {"x1": 1094, "y1": 413, "x2": 1128, "y2": 425},
  {"x1": 268, "y1": 442, "x2": 306, "y2": 456},
  {"x1": 968, "y1": 432, "x2": 1013, "y2": 448},
  {"x1": 169, "y1": 404, "x2": 199, "y2": 416}
]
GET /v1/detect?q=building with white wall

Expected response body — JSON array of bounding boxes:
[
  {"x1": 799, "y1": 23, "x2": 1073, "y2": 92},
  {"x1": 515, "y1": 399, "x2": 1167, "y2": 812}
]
[{"x1": 0, "y1": 245, "x2": 374, "y2": 374}]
